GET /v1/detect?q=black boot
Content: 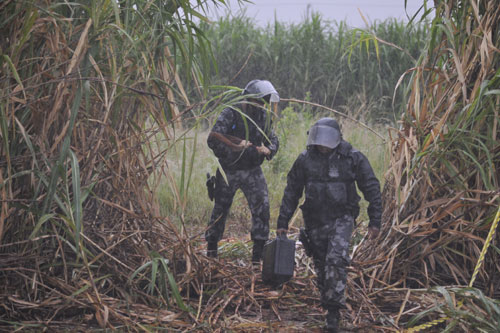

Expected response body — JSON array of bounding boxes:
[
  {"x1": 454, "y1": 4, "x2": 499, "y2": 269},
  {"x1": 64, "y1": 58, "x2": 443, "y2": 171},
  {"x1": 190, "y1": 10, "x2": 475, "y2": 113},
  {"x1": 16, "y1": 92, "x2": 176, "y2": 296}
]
[
  {"x1": 325, "y1": 307, "x2": 339, "y2": 333},
  {"x1": 207, "y1": 242, "x2": 218, "y2": 258},
  {"x1": 251, "y1": 240, "x2": 265, "y2": 263}
]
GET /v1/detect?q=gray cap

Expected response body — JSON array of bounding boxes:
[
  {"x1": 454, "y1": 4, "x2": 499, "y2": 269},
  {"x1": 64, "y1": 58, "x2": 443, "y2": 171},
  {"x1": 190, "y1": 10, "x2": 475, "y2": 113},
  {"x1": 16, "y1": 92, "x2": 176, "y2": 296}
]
[
  {"x1": 306, "y1": 117, "x2": 341, "y2": 149},
  {"x1": 243, "y1": 79, "x2": 280, "y2": 103}
]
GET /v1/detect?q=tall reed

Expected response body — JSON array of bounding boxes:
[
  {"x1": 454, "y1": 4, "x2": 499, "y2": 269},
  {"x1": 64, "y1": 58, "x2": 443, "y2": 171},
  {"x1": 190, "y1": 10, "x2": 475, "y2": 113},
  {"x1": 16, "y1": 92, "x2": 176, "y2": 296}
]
[
  {"x1": 0, "y1": 0, "x2": 223, "y2": 328},
  {"x1": 199, "y1": 12, "x2": 430, "y2": 124},
  {"x1": 352, "y1": 0, "x2": 500, "y2": 330}
]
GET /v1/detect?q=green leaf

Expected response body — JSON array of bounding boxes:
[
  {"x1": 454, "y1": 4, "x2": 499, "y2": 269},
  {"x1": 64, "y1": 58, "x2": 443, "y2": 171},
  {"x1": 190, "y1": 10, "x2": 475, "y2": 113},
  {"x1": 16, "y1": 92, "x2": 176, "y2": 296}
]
[
  {"x1": 70, "y1": 274, "x2": 112, "y2": 297},
  {"x1": 29, "y1": 214, "x2": 56, "y2": 239},
  {"x1": 42, "y1": 81, "x2": 83, "y2": 215},
  {"x1": 15, "y1": 8, "x2": 38, "y2": 58},
  {"x1": 69, "y1": 150, "x2": 82, "y2": 251},
  {"x1": 109, "y1": 0, "x2": 121, "y2": 27},
  {"x1": 0, "y1": 102, "x2": 10, "y2": 173},
  {"x1": 129, "y1": 261, "x2": 153, "y2": 282},
  {"x1": 157, "y1": 253, "x2": 191, "y2": 313},
  {"x1": 149, "y1": 258, "x2": 159, "y2": 295},
  {"x1": 2, "y1": 55, "x2": 24, "y2": 91}
]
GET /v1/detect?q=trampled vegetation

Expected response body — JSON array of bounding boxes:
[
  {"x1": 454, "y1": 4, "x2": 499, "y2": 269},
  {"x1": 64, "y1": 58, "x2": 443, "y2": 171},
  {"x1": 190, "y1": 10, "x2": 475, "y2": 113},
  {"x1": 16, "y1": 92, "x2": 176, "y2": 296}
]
[{"x1": 0, "y1": 0, "x2": 499, "y2": 332}]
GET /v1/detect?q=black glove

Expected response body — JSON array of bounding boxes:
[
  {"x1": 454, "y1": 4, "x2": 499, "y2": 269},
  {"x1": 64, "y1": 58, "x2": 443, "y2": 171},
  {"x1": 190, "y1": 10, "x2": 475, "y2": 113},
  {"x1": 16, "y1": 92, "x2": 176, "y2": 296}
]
[{"x1": 206, "y1": 173, "x2": 216, "y2": 201}]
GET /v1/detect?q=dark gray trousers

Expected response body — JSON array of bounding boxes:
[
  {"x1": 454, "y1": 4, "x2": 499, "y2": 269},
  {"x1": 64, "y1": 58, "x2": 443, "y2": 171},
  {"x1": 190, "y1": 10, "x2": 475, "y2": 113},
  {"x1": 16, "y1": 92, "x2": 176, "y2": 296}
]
[
  {"x1": 205, "y1": 167, "x2": 270, "y2": 243},
  {"x1": 307, "y1": 214, "x2": 354, "y2": 309}
]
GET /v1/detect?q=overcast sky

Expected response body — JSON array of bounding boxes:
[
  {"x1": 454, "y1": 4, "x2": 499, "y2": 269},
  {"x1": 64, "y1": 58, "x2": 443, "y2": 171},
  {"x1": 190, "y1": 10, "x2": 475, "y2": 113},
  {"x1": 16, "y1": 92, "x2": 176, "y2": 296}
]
[{"x1": 205, "y1": 0, "x2": 431, "y2": 28}]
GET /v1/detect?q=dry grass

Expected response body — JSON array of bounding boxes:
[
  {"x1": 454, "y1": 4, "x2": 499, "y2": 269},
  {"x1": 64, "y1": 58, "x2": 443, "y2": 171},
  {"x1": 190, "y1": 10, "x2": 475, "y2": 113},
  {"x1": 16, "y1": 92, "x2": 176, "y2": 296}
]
[
  {"x1": 350, "y1": 1, "x2": 500, "y2": 329},
  {"x1": 353, "y1": 0, "x2": 500, "y2": 291},
  {"x1": 1, "y1": 0, "x2": 499, "y2": 332}
]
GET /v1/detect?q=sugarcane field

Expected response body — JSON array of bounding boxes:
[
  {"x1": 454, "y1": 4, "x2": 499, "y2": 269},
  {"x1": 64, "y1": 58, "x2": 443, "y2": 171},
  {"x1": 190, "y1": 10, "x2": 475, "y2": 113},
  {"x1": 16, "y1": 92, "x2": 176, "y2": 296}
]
[{"x1": 1, "y1": 0, "x2": 499, "y2": 332}]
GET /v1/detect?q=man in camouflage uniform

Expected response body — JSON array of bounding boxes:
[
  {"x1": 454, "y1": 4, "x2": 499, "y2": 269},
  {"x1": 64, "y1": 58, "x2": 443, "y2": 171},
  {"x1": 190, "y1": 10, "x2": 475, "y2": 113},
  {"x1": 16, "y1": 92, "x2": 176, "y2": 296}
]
[
  {"x1": 276, "y1": 117, "x2": 382, "y2": 332},
  {"x1": 206, "y1": 80, "x2": 280, "y2": 262}
]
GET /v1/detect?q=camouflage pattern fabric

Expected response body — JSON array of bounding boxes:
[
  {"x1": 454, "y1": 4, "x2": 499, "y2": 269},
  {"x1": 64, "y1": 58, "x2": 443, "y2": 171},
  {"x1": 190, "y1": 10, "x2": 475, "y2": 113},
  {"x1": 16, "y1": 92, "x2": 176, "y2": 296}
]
[
  {"x1": 205, "y1": 167, "x2": 270, "y2": 243},
  {"x1": 307, "y1": 214, "x2": 354, "y2": 309},
  {"x1": 206, "y1": 104, "x2": 278, "y2": 244},
  {"x1": 277, "y1": 141, "x2": 382, "y2": 230},
  {"x1": 276, "y1": 141, "x2": 382, "y2": 309},
  {"x1": 207, "y1": 106, "x2": 279, "y2": 171}
]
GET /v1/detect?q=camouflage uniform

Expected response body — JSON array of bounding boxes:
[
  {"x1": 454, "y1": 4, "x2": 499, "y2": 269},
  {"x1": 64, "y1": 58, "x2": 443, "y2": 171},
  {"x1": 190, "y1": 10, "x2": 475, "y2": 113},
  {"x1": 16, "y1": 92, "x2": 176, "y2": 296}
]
[
  {"x1": 277, "y1": 141, "x2": 382, "y2": 309},
  {"x1": 206, "y1": 106, "x2": 279, "y2": 244}
]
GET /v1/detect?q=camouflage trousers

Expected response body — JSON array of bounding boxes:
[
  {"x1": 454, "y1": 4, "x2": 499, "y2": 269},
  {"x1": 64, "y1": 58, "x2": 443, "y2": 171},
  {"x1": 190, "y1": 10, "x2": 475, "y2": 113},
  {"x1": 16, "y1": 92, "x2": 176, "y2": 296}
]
[
  {"x1": 205, "y1": 167, "x2": 270, "y2": 243},
  {"x1": 306, "y1": 214, "x2": 354, "y2": 309}
]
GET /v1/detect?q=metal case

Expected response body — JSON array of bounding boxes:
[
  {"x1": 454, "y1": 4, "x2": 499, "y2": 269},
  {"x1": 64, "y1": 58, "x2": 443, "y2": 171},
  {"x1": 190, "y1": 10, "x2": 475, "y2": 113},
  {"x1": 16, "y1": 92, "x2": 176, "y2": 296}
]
[{"x1": 262, "y1": 235, "x2": 295, "y2": 284}]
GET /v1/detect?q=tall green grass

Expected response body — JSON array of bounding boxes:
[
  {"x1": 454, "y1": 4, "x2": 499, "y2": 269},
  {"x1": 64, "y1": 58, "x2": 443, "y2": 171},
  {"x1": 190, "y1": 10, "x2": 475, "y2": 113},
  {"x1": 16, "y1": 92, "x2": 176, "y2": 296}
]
[{"x1": 197, "y1": 12, "x2": 430, "y2": 124}]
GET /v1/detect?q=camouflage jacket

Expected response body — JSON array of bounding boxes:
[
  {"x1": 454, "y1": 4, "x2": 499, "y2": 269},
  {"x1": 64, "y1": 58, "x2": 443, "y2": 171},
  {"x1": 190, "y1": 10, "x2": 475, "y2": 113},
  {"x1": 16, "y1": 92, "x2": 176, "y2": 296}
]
[
  {"x1": 277, "y1": 141, "x2": 382, "y2": 229},
  {"x1": 208, "y1": 106, "x2": 279, "y2": 171}
]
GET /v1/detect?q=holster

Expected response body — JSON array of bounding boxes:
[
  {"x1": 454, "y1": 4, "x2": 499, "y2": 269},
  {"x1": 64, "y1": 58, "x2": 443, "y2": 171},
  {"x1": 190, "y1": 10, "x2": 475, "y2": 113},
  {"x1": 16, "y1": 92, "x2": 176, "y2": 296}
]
[
  {"x1": 299, "y1": 227, "x2": 313, "y2": 257},
  {"x1": 206, "y1": 172, "x2": 216, "y2": 201}
]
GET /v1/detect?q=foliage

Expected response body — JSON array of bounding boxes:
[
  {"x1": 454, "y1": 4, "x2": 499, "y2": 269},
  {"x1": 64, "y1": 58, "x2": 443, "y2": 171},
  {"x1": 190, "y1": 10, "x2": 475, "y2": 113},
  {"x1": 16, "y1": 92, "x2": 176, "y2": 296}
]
[
  {"x1": 353, "y1": 0, "x2": 500, "y2": 318},
  {"x1": 0, "y1": 0, "x2": 226, "y2": 329},
  {"x1": 129, "y1": 251, "x2": 190, "y2": 312},
  {"x1": 1, "y1": 0, "x2": 498, "y2": 331},
  {"x1": 407, "y1": 287, "x2": 500, "y2": 332},
  {"x1": 198, "y1": 12, "x2": 430, "y2": 124}
]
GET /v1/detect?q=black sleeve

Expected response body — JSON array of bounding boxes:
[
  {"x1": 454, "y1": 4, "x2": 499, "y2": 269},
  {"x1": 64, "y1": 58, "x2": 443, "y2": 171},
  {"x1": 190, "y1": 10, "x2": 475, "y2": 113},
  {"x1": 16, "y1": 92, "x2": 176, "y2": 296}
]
[
  {"x1": 264, "y1": 126, "x2": 279, "y2": 160},
  {"x1": 207, "y1": 108, "x2": 234, "y2": 160},
  {"x1": 354, "y1": 151, "x2": 382, "y2": 228},
  {"x1": 277, "y1": 153, "x2": 306, "y2": 229}
]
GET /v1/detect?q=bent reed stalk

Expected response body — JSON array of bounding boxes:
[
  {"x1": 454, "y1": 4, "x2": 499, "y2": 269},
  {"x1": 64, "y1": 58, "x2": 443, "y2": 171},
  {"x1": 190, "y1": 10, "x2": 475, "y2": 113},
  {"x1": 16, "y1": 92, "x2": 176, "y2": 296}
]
[{"x1": 0, "y1": 0, "x2": 221, "y2": 329}]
